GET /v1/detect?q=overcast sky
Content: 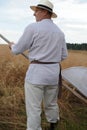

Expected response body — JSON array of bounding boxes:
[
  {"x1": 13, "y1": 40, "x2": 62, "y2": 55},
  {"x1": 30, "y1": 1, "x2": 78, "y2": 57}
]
[{"x1": 0, "y1": 0, "x2": 87, "y2": 44}]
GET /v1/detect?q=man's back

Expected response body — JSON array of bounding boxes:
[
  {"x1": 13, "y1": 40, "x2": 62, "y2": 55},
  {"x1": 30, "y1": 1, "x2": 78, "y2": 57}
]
[{"x1": 28, "y1": 19, "x2": 67, "y2": 62}]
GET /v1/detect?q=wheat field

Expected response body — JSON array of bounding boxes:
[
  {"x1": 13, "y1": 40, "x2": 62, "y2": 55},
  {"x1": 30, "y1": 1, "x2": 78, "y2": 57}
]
[{"x1": 0, "y1": 44, "x2": 87, "y2": 130}]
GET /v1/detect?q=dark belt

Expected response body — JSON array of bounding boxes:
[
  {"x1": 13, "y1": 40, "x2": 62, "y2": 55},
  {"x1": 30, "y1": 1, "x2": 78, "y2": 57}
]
[
  {"x1": 31, "y1": 60, "x2": 58, "y2": 64},
  {"x1": 31, "y1": 60, "x2": 62, "y2": 99}
]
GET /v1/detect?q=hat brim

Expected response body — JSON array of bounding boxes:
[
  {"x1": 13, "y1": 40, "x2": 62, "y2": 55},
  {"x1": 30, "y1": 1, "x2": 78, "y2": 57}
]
[{"x1": 30, "y1": 6, "x2": 57, "y2": 18}]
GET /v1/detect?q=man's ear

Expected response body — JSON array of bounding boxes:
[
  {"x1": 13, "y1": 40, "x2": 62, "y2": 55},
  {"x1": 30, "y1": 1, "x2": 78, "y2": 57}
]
[{"x1": 43, "y1": 10, "x2": 49, "y2": 16}]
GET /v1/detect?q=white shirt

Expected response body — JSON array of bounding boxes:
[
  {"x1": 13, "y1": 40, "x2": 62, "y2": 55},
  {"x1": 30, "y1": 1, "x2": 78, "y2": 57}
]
[{"x1": 11, "y1": 19, "x2": 68, "y2": 85}]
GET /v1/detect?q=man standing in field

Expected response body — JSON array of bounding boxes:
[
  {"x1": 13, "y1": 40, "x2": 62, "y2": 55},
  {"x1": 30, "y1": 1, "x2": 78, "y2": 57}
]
[{"x1": 9, "y1": 0, "x2": 68, "y2": 130}]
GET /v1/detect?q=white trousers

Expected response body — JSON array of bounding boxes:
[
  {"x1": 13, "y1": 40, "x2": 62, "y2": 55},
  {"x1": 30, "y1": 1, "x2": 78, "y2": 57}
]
[{"x1": 24, "y1": 81, "x2": 59, "y2": 130}]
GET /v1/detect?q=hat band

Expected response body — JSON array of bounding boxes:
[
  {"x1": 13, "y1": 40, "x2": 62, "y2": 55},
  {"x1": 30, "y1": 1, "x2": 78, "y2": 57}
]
[{"x1": 37, "y1": 4, "x2": 52, "y2": 12}]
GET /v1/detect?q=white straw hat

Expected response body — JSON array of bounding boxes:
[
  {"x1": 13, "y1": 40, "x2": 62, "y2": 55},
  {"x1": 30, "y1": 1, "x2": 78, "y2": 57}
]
[{"x1": 30, "y1": 0, "x2": 57, "y2": 18}]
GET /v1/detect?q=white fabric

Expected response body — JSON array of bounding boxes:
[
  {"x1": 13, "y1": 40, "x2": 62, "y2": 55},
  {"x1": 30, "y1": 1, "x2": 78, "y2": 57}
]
[
  {"x1": 24, "y1": 81, "x2": 59, "y2": 130},
  {"x1": 25, "y1": 63, "x2": 60, "y2": 85},
  {"x1": 12, "y1": 19, "x2": 67, "y2": 62},
  {"x1": 62, "y1": 66, "x2": 87, "y2": 97},
  {"x1": 11, "y1": 19, "x2": 68, "y2": 85}
]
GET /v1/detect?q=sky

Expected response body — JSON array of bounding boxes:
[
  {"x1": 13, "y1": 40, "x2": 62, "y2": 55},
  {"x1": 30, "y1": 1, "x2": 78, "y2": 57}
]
[{"x1": 0, "y1": 0, "x2": 87, "y2": 44}]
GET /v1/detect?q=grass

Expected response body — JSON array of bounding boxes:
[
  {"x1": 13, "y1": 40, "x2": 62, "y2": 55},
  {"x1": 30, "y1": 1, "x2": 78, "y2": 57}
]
[{"x1": 0, "y1": 45, "x2": 87, "y2": 130}]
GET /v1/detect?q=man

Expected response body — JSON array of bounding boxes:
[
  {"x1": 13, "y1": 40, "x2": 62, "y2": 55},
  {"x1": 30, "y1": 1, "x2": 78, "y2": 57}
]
[{"x1": 9, "y1": 0, "x2": 68, "y2": 130}]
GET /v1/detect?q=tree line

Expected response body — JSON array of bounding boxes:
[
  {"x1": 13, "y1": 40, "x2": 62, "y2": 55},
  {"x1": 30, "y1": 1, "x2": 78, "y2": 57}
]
[{"x1": 67, "y1": 43, "x2": 87, "y2": 50}]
